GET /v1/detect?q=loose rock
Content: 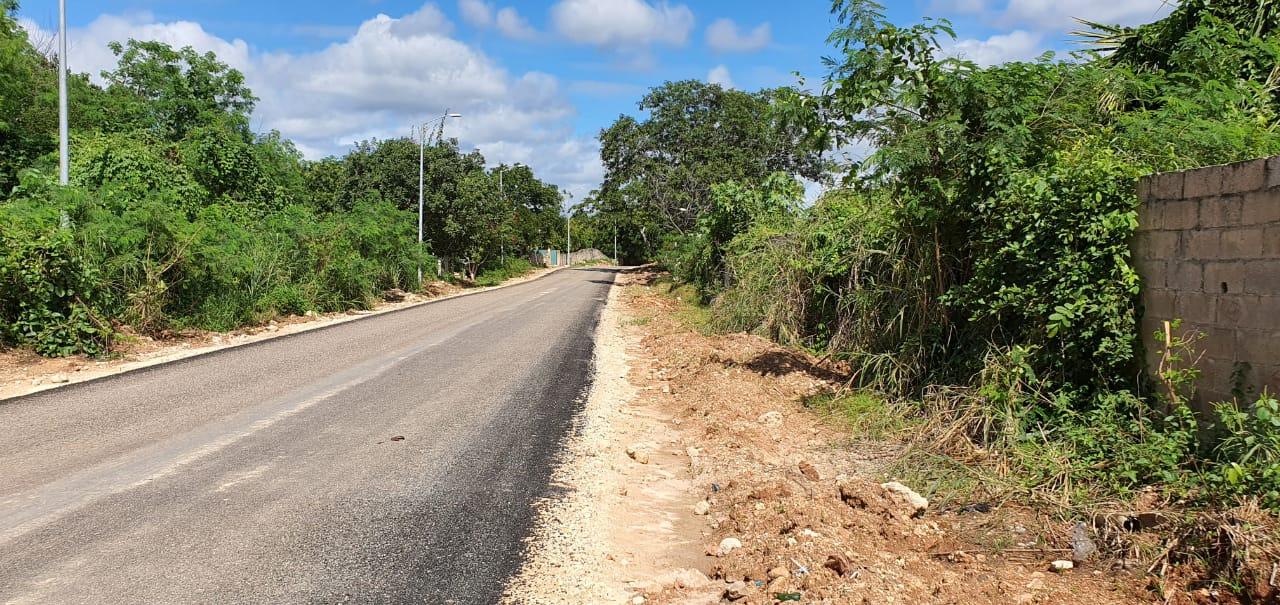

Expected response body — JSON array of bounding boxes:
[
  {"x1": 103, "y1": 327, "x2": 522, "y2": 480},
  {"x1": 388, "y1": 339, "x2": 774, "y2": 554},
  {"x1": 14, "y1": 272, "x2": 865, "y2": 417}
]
[
  {"x1": 880, "y1": 481, "x2": 929, "y2": 517},
  {"x1": 693, "y1": 500, "x2": 711, "y2": 516},
  {"x1": 1050, "y1": 560, "x2": 1074, "y2": 572},
  {"x1": 717, "y1": 537, "x2": 743, "y2": 555},
  {"x1": 724, "y1": 580, "x2": 752, "y2": 601},
  {"x1": 625, "y1": 445, "x2": 650, "y2": 464}
]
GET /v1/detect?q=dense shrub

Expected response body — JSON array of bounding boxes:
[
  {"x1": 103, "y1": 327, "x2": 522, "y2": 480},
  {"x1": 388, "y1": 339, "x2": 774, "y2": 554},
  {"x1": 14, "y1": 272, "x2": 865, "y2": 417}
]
[
  {"x1": 474, "y1": 257, "x2": 534, "y2": 287},
  {"x1": 672, "y1": 0, "x2": 1280, "y2": 510},
  {"x1": 0, "y1": 169, "x2": 430, "y2": 354}
]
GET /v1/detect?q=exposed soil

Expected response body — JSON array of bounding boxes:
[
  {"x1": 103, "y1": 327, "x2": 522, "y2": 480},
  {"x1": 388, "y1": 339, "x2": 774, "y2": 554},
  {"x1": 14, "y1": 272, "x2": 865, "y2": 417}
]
[
  {"x1": 510, "y1": 269, "x2": 1158, "y2": 604},
  {"x1": 0, "y1": 268, "x2": 556, "y2": 401}
]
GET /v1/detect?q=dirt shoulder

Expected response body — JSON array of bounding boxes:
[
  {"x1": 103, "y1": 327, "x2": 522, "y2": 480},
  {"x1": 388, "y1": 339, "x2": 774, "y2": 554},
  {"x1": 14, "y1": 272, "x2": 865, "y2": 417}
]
[
  {"x1": 507, "y1": 269, "x2": 1150, "y2": 605},
  {"x1": 0, "y1": 266, "x2": 561, "y2": 401}
]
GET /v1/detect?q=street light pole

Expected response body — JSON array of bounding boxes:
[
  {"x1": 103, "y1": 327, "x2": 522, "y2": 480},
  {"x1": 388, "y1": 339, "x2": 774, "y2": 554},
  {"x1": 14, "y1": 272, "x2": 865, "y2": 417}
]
[
  {"x1": 416, "y1": 124, "x2": 425, "y2": 285},
  {"x1": 416, "y1": 110, "x2": 460, "y2": 285},
  {"x1": 58, "y1": 0, "x2": 68, "y2": 185}
]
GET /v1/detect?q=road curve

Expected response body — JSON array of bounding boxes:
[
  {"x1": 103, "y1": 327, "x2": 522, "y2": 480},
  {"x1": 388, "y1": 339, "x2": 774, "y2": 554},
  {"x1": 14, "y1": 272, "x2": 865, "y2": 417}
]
[{"x1": 0, "y1": 267, "x2": 617, "y2": 604}]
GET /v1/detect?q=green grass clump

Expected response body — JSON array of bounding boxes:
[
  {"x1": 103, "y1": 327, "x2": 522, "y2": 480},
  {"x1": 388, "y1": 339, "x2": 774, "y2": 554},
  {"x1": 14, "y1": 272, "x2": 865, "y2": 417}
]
[{"x1": 804, "y1": 391, "x2": 915, "y2": 440}]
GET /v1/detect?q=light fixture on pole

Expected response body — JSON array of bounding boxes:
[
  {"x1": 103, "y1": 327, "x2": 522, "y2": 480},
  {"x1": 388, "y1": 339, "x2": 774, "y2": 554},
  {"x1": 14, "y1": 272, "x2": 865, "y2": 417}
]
[
  {"x1": 58, "y1": 0, "x2": 68, "y2": 185},
  {"x1": 417, "y1": 110, "x2": 461, "y2": 285}
]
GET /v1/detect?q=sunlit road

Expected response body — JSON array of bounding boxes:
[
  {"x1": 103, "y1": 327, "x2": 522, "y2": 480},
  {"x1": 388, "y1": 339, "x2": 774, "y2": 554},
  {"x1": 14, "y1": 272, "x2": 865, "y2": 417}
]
[{"x1": 0, "y1": 267, "x2": 616, "y2": 604}]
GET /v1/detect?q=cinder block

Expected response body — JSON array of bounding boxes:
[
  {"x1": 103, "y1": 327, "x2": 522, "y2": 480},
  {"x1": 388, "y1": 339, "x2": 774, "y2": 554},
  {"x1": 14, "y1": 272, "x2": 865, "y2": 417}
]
[
  {"x1": 1137, "y1": 202, "x2": 1161, "y2": 230},
  {"x1": 1138, "y1": 260, "x2": 1169, "y2": 289},
  {"x1": 1223, "y1": 159, "x2": 1267, "y2": 195},
  {"x1": 1162, "y1": 200, "x2": 1199, "y2": 230},
  {"x1": 1185, "y1": 165, "x2": 1224, "y2": 199},
  {"x1": 1185, "y1": 230, "x2": 1220, "y2": 259},
  {"x1": 1261, "y1": 365, "x2": 1280, "y2": 393},
  {"x1": 1242, "y1": 189, "x2": 1280, "y2": 225},
  {"x1": 1198, "y1": 357, "x2": 1235, "y2": 402},
  {"x1": 1205, "y1": 261, "x2": 1246, "y2": 295},
  {"x1": 1245, "y1": 260, "x2": 1280, "y2": 295},
  {"x1": 1154, "y1": 171, "x2": 1185, "y2": 200},
  {"x1": 1129, "y1": 232, "x2": 1150, "y2": 258},
  {"x1": 1137, "y1": 176, "x2": 1154, "y2": 203},
  {"x1": 1171, "y1": 262, "x2": 1204, "y2": 291},
  {"x1": 1239, "y1": 295, "x2": 1280, "y2": 329},
  {"x1": 1175, "y1": 291, "x2": 1216, "y2": 324},
  {"x1": 1239, "y1": 329, "x2": 1280, "y2": 362},
  {"x1": 1142, "y1": 231, "x2": 1180, "y2": 259},
  {"x1": 1268, "y1": 156, "x2": 1280, "y2": 190},
  {"x1": 1266, "y1": 226, "x2": 1280, "y2": 258},
  {"x1": 1221, "y1": 227, "x2": 1266, "y2": 259},
  {"x1": 1200, "y1": 195, "x2": 1243, "y2": 228},
  {"x1": 1217, "y1": 294, "x2": 1249, "y2": 325},
  {"x1": 1143, "y1": 288, "x2": 1176, "y2": 317},
  {"x1": 1204, "y1": 327, "x2": 1238, "y2": 361}
]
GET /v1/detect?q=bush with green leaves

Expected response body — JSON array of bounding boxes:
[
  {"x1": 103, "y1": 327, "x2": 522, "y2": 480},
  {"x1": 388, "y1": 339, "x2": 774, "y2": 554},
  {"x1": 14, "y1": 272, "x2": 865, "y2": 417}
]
[{"x1": 474, "y1": 257, "x2": 535, "y2": 287}]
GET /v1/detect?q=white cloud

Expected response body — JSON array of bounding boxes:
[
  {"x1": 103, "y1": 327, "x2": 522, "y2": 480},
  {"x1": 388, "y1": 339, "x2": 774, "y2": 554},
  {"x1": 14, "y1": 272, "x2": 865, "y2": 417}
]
[
  {"x1": 458, "y1": 0, "x2": 492, "y2": 27},
  {"x1": 550, "y1": 0, "x2": 694, "y2": 49},
  {"x1": 705, "y1": 18, "x2": 770, "y2": 53},
  {"x1": 943, "y1": 30, "x2": 1043, "y2": 66},
  {"x1": 458, "y1": 0, "x2": 538, "y2": 41},
  {"x1": 21, "y1": 4, "x2": 601, "y2": 204},
  {"x1": 386, "y1": 4, "x2": 454, "y2": 37},
  {"x1": 1002, "y1": 0, "x2": 1171, "y2": 31},
  {"x1": 707, "y1": 64, "x2": 733, "y2": 88},
  {"x1": 936, "y1": 0, "x2": 1172, "y2": 33},
  {"x1": 495, "y1": 8, "x2": 538, "y2": 41},
  {"x1": 20, "y1": 12, "x2": 253, "y2": 79}
]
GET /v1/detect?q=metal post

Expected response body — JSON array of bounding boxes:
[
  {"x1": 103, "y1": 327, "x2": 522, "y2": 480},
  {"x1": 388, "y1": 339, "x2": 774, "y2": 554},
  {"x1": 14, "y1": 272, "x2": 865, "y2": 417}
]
[
  {"x1": 566, "y1": 215, "x2": 571, "y2": 267},
  {"x1": 414, "y1": 111, "x2": 460, "y2": 285},
  {"x1": 614, "y1": 228, "x2": 618, "y2": 266},
  {"x1": 417, "y1": 124, "x2": 424, "y2": 286},
  {"x1": 498, "y1": 167, "x2": 504, "y2": 264},
  {"x1": 57, "y1": 0, "x2": 68, "y2": 185}
]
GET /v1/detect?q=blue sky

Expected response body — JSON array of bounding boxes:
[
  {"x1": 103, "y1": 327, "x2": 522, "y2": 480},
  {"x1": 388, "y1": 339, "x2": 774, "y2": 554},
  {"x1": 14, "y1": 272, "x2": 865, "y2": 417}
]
[{"x1": 16, "y1": 0, "x2": 1171, "y2": 199}]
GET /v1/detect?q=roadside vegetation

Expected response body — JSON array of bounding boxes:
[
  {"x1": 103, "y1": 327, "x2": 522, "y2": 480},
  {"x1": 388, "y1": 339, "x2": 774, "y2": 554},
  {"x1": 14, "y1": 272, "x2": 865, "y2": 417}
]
[
  {"x1": 576, "y1": 0, "x2": 1280, "y2": 594},
  {"x1": 0, "y1": 0, "x2": 567, "y2": 357}
]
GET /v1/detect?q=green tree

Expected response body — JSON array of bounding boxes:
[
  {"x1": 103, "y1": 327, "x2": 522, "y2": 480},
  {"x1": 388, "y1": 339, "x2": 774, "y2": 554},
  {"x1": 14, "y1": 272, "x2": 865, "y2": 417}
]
[
  {"x1": 101, "y1": 39, "x2": 256, "y2": 141},
  {"x1": 599, "y1": 80, "x2": 826, "y2": 237}
]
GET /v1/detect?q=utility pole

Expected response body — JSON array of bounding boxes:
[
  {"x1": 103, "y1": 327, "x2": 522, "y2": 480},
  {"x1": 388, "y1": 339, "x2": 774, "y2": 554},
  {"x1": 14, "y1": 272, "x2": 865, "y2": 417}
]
[{"x1": 58, "y1": 0, "x2": 68, "y2": 185}]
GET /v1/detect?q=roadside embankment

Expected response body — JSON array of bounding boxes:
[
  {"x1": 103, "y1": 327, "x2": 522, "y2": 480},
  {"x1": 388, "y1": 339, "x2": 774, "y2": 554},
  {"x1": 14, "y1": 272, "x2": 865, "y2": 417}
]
[{"x1": 508, "y1": 269, "x2": 1151, "y2": 604}]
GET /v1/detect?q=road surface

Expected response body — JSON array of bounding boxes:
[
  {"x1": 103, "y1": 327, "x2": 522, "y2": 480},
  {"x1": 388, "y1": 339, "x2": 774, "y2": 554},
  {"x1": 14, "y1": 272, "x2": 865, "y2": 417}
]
[{"x1": 0, "y1": 267, "x2": 617, "y2": 604}]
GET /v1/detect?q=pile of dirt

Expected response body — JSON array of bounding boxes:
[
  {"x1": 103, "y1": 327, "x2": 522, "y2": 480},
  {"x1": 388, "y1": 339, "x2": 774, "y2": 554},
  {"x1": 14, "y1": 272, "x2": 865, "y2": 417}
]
[{"x1": 608, "y1": 270, "x2": 1150, "y2": 605}]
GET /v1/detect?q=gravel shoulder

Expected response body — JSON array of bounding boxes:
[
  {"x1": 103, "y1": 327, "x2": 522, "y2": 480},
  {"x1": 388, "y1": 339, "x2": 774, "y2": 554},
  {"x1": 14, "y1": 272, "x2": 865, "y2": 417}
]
[
  {"x1": 0, "y1": 267, "x2": 561, "y2": 401},
  {"x1": 507, "y1": 269, "x2": 1151, "y2": 605}
]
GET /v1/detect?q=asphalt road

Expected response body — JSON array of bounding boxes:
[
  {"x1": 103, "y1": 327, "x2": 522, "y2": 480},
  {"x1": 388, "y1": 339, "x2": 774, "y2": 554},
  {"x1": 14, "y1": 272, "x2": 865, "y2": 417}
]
[{"x1": 0, "y1": 267, "x2": 617, "y2": 604}]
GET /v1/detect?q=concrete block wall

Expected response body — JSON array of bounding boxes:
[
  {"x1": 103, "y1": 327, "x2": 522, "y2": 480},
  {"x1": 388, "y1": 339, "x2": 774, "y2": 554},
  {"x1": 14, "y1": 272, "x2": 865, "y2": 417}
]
[{"x1": 1135, "y1": 156, "x2": 1280, "y2": 405}]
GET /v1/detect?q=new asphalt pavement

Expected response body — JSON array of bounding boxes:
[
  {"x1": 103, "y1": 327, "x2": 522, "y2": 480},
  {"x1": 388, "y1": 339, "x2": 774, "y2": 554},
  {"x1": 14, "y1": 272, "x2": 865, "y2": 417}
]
[{"x1": 0, "y1": 267, "x2": 617, "y2": 604}]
